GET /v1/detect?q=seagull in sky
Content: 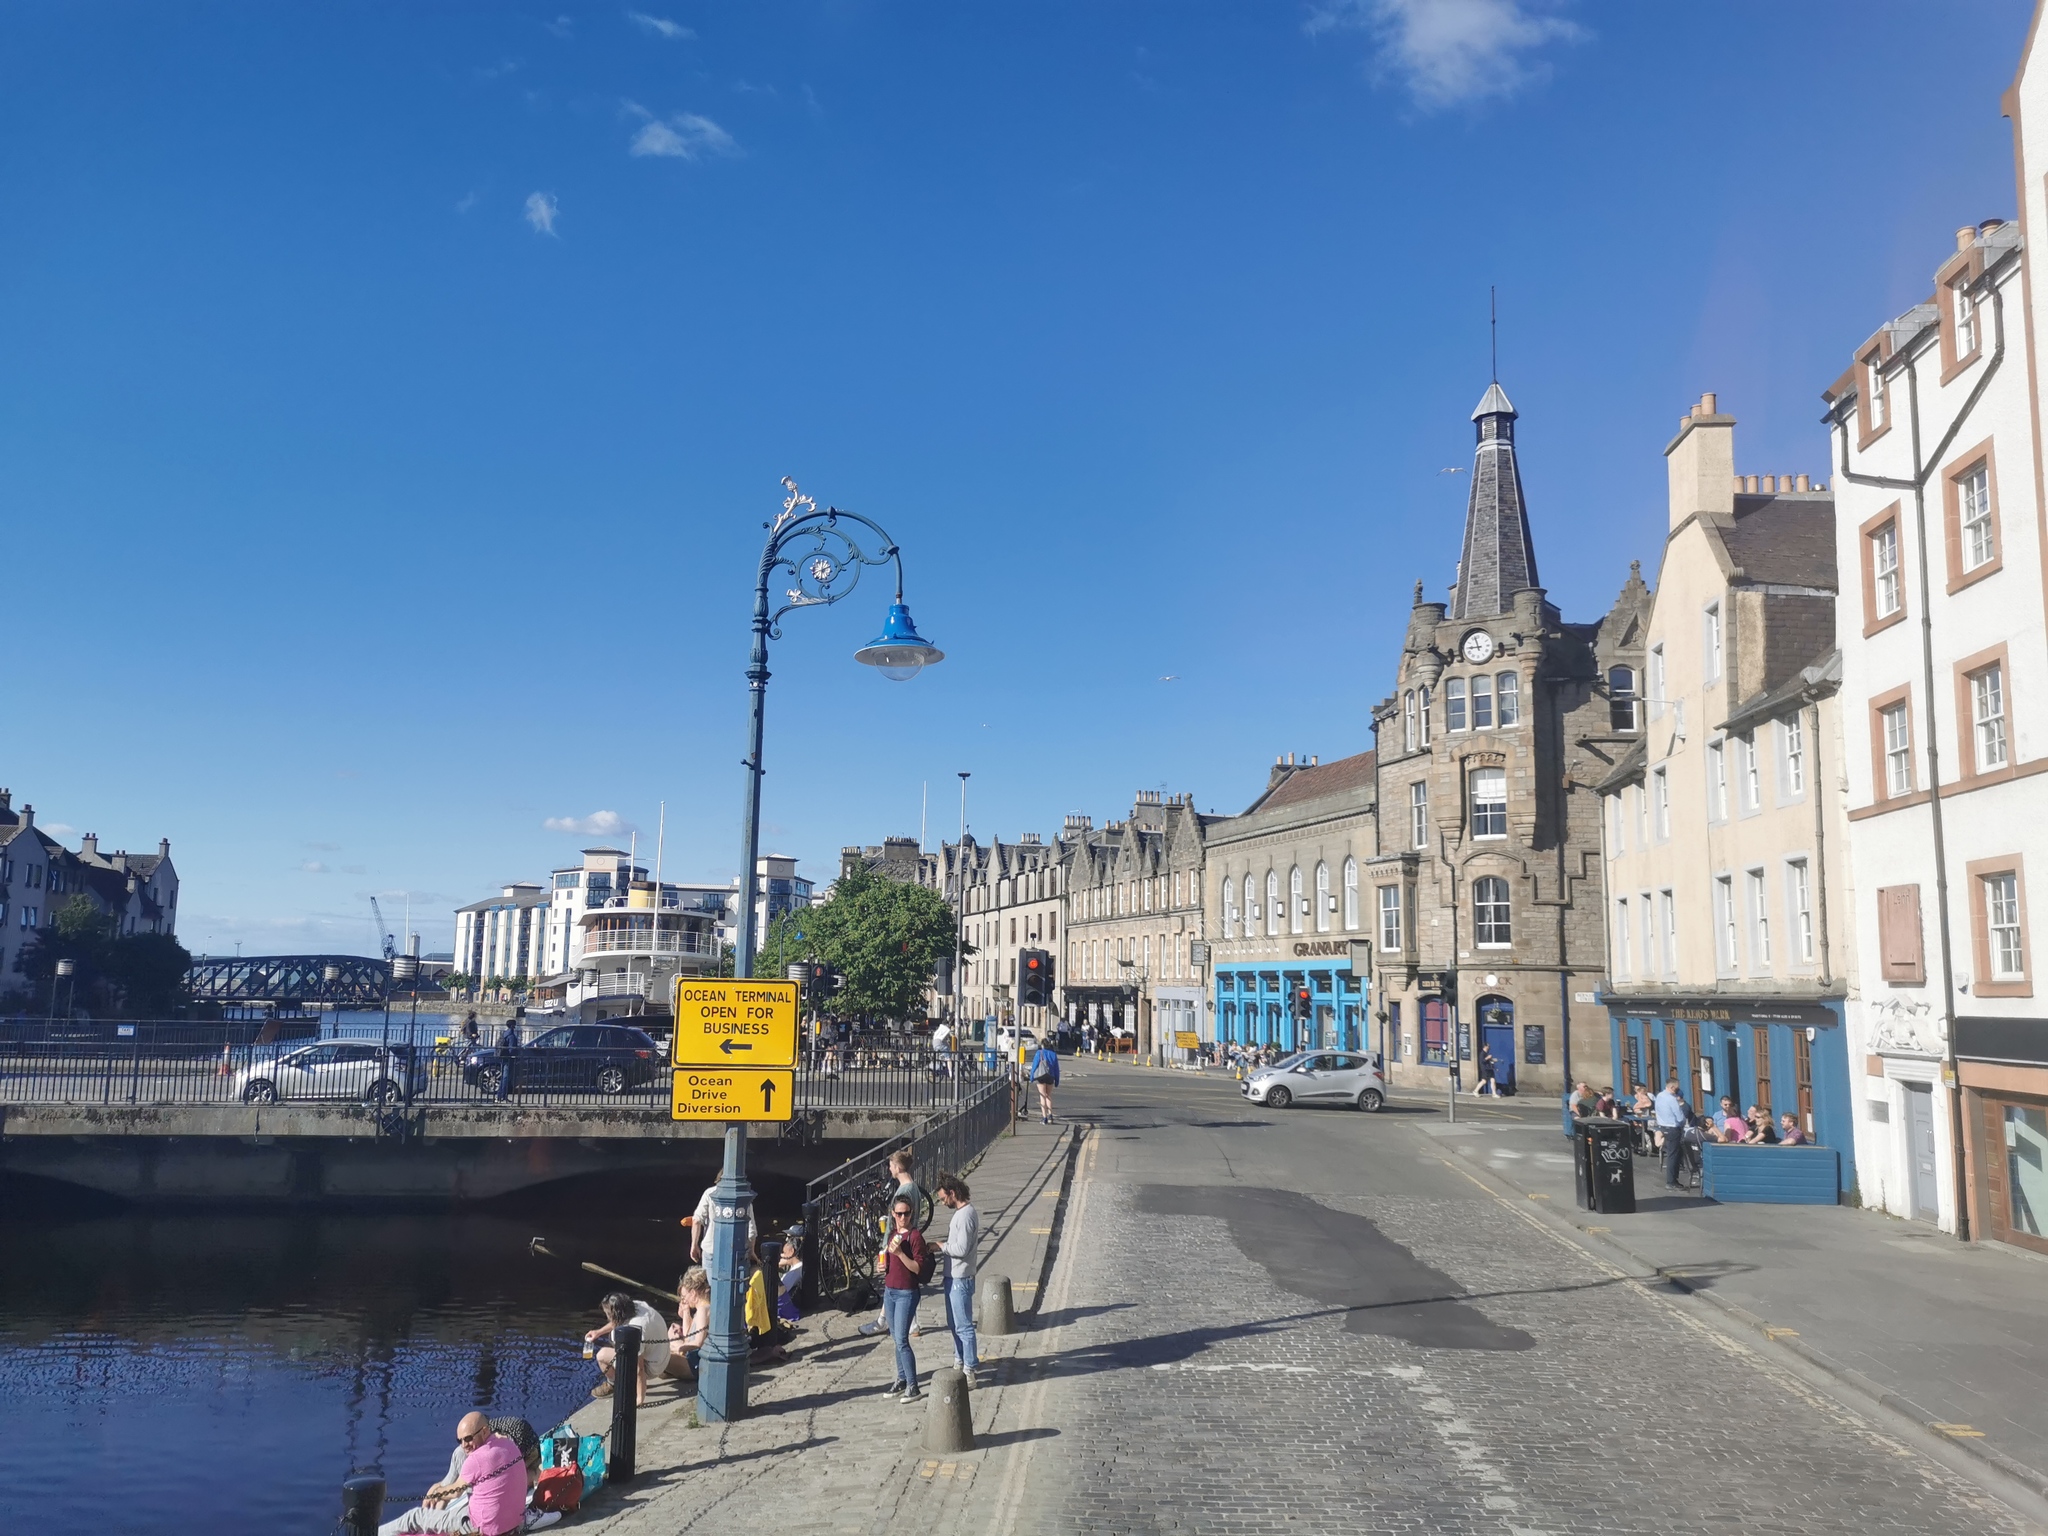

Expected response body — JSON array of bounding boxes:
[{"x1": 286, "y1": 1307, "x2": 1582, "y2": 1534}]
[
  {"x1": 1438, "y1": 466, "x2": 1465, "y2": 475},
  {"x1": 1158, "y1": 674, "x2": 1180, "y2": 682}
]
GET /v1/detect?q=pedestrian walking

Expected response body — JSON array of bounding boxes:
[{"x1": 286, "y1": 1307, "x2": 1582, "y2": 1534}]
[
  {"x1": 1653, "y1": 1075, "x2": 1690, "y2": 1187},
  {"x1": 462, "y1": 1012, "x2": 480, "y2": 1048},
  {"x1": 1474, "y1": 1045, "x2": 1499, "y2": 1097},
  {"x1": 493, "y1": 1018, "x2": 519, "y2": 1101},
  {"x1": 1028, "y1": 1040, "x2": 1060, "y2": 1123},
  {"x1": 878, "y1": 1196, "x2": 929, "y2": 1402},
  {"x1": 936, "y1": 1175, "x2": 979, "y2": 1377}
]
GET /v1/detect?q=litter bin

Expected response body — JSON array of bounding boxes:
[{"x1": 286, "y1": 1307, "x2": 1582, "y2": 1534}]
[{"x1": 1579, "y1": 1117, "x2": 1637, "y2": 1214}]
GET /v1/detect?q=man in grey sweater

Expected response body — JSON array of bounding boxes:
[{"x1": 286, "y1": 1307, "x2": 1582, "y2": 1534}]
[{"x1": 936, "y1": 1175, "x2": 980, "y2": 1377}]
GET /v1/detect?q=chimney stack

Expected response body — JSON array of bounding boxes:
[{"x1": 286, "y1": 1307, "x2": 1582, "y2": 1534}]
[
  {"x1": 1666, "y1": 392, "x2": 1736, "y2": 531},
  {"x1": 21, "y1": 804, "x2": 32, "y2": 829},
  {"x1": 80, "y1": 833, "x2": 98, "y2": 857},
  {"x1": 160, "y1": 838, "x2": 171, "y2": 859}
]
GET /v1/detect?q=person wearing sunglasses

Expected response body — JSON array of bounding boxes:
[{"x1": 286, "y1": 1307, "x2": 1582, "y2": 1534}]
[
  {"x1": 377, "y1": 1411, "x2": 552, "y2": 1535},
  {"x1": 878, "y1": 1196, "x2": 930, "y2": 1403}
]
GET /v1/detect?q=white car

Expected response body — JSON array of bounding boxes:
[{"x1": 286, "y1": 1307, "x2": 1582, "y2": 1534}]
[
  {"x1": 1242, "y1": 1050, "x2": 1385, "y2": 1112},
  {"x1": 994, "y1": 1026, "x2": 1037, "y2": 1059},
  {"x1": 233, "y1": 1042, "x2": 416, "y2": 1106}
]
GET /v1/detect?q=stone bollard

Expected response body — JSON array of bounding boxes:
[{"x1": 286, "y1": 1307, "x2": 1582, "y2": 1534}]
[
  {"x1": 980, "y1": 1274, "x2": 1016, "y2": 1336},
  {"x1": 924, "y1": 1367, "x2": 975, "y2": 1452},
  {"x1": 339, "y1": 1474, "x2": 385, "y2": 1536}
]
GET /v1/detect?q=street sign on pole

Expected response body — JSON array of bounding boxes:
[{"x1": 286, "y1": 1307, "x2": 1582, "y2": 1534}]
[
  {"x1": 671, "y1": 978, "x2": 799, "y2": 1068},
  {"x1": 672, "y1": 1068, "x2": 796, "y2": 1122}
]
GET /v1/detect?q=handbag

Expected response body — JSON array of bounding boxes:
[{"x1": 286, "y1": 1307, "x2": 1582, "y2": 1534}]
[{"x1": 534, "y1": 1463, "x2": 583, "y2": 1514}]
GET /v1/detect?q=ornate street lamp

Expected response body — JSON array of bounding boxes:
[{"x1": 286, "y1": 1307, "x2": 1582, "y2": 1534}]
[{"x1": 699, "y1": 478, "x2": 944, "y2": 1427}]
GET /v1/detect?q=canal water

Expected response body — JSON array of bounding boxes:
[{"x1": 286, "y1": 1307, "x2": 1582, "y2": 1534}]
[{"x1": 0, "y1": 1092, "x2": 802, "y2": 1533}]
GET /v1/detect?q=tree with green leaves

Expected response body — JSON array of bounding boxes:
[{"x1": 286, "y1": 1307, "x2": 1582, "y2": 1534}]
[
  {"x1": 752, "y1": 862, "x2": 961, "y2": 1024},
  {"x1": 11, "y1": 894, "x2": 193, "y2": 1017}
]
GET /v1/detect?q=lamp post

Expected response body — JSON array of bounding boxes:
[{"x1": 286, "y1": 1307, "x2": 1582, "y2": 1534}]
[
  {"x1": 699, "y1": 478, "x2": 943, "y2": 1427},
  {"x1": 51, "y1": 957, "x2": 75, "y2": 1025}
]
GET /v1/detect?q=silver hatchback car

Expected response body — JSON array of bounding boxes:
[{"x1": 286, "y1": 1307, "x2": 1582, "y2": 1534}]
[{"x1": 1242, "y1": 1050, "x2": 1385, "y2": 1112}]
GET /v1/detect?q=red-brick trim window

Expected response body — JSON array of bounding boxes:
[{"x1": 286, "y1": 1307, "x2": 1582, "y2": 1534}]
[
  {"x1": 1943, "y1": 439, "x2": 2003, "y2": 594},
  {"x1": 1860, "y1": 502, "x2": 1907, "y2": 637},
  {"x1": 1968, "y1": 855, "x2": 2032, "y2": 999},
  {"x1": 1869, "y1": 685, "x2": 1916, "y2": 802}
]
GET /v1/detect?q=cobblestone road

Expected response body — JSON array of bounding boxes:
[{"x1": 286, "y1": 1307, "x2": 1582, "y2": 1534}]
[{"x1": 978, "y1": 1063, "x2": 2035, "y2": 1536}]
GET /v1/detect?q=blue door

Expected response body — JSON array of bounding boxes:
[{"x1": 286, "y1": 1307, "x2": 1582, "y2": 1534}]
[{"x1": 1477, "y1": 996, "x2": 1516, "y2": 1094}]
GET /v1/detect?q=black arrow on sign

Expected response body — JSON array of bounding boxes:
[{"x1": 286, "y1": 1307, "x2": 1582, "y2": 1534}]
[
  {"x1": 720, "y1": 1038, "x2": 753, "y2": 1056},
  {"x1": 760, "y1": 1079, "x2": 777, "y2": 1113}
]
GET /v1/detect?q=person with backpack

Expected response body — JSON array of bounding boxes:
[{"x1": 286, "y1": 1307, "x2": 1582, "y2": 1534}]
[
  {"x1": 1028, "y1": 1040, "x2": 1060, "y2": 1123},
  {"x1": 878, "y1": 1194, "x2": 931, "y2": 1402}
]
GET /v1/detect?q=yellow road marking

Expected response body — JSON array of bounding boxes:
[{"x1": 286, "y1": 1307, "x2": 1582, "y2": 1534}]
[
  {"x1": 1029, "y1": 1226, "x2": 1053, "y2": 1234},
  {"x1": 1764, "y1": 1327, "x2": 1799, "y2": 1340},
  {"x1": 1933, "y1": 1423, "x2": 1986, "y2": 1438}
]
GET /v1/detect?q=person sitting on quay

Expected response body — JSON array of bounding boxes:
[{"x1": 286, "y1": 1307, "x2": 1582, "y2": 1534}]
[
  {"x1": 664, "y1": 1267, "x2": 711, "y2": 1382},
  {"x1": 1567, "y1": 1081, "x2": 1598, "y2": 1120},
  {"x1": 1778, "y1": 1113, "x2": 1809, "y2": 1145},
  {"x1": 1745, "y1": 1105, "x2": 1778, "y2": 1144},
  {"x1": 378, "y1": 1411, "x2": 548, "y2": 1536},
  {"x1": 586, "y1": 1290, "x2": 668, "y2": 1405}
]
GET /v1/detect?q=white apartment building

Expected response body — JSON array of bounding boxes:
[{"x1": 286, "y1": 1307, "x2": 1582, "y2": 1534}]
[
  {"x1": 1824, "y1": 64, "x2": 2047, "y2": 1249},
  {"x1": 454, "y1": 883, "x2": 549, "y2": 983},
  {"x1": 946, "y1": 831, "x2": 1064, "y2": 1035}
]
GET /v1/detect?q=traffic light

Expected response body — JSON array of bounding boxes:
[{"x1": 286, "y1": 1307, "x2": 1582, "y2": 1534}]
[
  {"x1": 806, "y1": 961, "x2": 841, "y2": 1000},
  {"x1": 1291, "y1": 985, "x2": 1312, "y2": 1023},
  {"x1": 1018, "y1": 949, "x2": 1054, "y2": 1009}
]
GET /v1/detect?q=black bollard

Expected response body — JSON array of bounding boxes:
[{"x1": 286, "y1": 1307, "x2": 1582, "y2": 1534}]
[
  {"x1": 610, "y1": 1322, "x2": 640, "y2": 1483},
  {"x1": 339, "y1": 1474, "x2": 385, "y2": 1536}
]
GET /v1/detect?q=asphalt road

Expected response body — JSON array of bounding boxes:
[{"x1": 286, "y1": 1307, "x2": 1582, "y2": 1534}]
[{"x1": 981, "y1": 1058, "x2": 2035, "y2": 1536}]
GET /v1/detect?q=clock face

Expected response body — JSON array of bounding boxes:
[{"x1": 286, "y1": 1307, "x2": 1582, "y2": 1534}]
[{"x1": 1461, "y1": 630, "x2": 1496, "y2": 664}]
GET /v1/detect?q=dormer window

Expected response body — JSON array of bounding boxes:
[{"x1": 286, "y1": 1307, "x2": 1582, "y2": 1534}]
[
  {"x1": 1955, "y1": 279, "x2": 1978, "y2": 356},
  {"x1": 1867, "y1": 356, "x2": 1888, "y2": 430}
]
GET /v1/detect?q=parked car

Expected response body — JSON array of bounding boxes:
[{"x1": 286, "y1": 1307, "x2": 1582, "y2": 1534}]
[
  {"x1": 994, "y1": 1026, "x2": 1037, "y2": 1059},
  {"x1": 1242, "y1": 1050, "x2": 1385, "y2": 1112},
  {"x1": 461, "y1": 1023, "x2": 662, "y2": 1096},
  {"x1": 235, "y1": 1042, "x2": 422, "y2": 1106}
]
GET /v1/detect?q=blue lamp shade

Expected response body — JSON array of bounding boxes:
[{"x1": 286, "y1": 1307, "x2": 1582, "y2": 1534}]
[{"x1": 854, "y1": 600, "x2": 945, "y2": 681}]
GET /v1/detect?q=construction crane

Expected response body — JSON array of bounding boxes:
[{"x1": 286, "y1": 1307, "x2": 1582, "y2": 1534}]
[{"x1": 368, "y1": 896, "x2": 397, "y2": 962}]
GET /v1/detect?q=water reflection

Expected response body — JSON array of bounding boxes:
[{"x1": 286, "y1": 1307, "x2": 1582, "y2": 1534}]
[{"x1": 0, "y1": 1189, "x2": 706, "y2": 1536}]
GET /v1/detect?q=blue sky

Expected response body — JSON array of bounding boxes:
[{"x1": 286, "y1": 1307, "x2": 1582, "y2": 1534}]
[{"x1": 1, "y1": 1, "x2": 2033, "y2": 957}]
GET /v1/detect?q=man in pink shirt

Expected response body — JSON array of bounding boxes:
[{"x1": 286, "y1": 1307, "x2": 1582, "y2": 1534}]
[{"x1": 379, "y1": 1412, "x2": 543, "y2": 1536}]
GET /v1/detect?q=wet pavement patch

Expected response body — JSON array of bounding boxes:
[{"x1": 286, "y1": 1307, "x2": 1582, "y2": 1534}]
[{"x1": 1137, "y1": 1185, "x2": 1534, "y2": 1351}]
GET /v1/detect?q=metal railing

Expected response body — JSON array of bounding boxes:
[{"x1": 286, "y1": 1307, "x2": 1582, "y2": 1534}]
[
  {"x1": 0, "y1": 1020, "x2": 997, "y2": 1116},
  {"x1": 798, "y1": 1074, "x2": 1013, "y2": 1310},
  {"x1": 576, "y1": 929, "x2": 722, "y2": 958}
]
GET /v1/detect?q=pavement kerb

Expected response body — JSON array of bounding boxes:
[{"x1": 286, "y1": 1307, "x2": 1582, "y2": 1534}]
[
  {"x1": 957, "y1": 1121, "x2": 1077, "y2": 1318},
  {"x1": 1406, "y1": 1115, "x2": 2048, "y2": 1520}
]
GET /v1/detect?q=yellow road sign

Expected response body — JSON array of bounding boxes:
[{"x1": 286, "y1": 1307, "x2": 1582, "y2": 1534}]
[
  {"x1": 671, "y1": 978, "x2": 799, "y2": 1068},
  {"x1": 1174, "y1": 1031, "x2": 1199, "y2": 1050},
  {"x1": 671, "y1": 1067, "x2": 795, "y2": 1122}
]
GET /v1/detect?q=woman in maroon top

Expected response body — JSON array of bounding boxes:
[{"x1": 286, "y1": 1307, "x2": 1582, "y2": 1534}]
[{"x1": 880, "y1": 1196, "x2": 928, "y2": 1402}]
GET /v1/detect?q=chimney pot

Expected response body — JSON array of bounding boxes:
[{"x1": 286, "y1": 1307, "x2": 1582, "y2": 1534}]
[
  {"x1": 1700, "y1": 392, "x2": 1717, "y2": 414},
  {"x1": 1796, "y1": 473, "x2": 1811, "y2": 492},
  {"x1": 1310, "y1": 755, "x2": 1319, "y2": 766},
  {"x1": 1958, "y1": 225, "x2": 1977, "y2": 251},
  {"x1": 1982, "y1": 217, "x2": 2007, "y2": 235},
  {"x1": 1765, "y1": 475, "x2": 1779, "y2": 493}
]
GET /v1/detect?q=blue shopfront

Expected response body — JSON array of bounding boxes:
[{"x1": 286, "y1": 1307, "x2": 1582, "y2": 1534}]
[
  {"x1": 1214, "y1": 962, "x2": 1366, "y2": 1053},
  {"x1": 1604, "y1": 995, "x2": 1857, "y2": 1195}
]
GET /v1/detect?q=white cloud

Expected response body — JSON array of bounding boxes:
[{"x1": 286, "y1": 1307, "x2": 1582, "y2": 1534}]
[
  {"x1": 629, "y1": 11, "x2": 694, "y2": 40},
  {"x1": 43, "y1": 822, "x2": 76, "y2": 838},
  {"x1": 628, "y1": 110, "x2": 737, "y2": 160},
  {"x1": 544, "y1": 810, "x2": 635, "y2": 837},
  {"x1": 524, "y1": 191, "x2": 560, "y2": 235},
  {"x1": 301, "y1": 860, "x2": 330, "y2": 874},
  {"x1": 454, "y1": 190, "x2": 478, "y2": 214},
  {"x1": 1306, "y1": 0, "x2": 1582, "y2": 109},
  {"x1": 545, "y1": 15, "x2": 574, "y2": 37}
]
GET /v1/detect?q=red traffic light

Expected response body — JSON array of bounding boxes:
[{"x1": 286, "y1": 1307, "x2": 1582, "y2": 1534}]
[{"x1": 1026, "y1": 957, "x2": 1041, "y2": 970}]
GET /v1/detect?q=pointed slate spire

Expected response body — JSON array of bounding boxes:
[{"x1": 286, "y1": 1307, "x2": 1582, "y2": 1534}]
[{"x1": 1450, "y1": 381, "x2": 1539, "y2": 620}]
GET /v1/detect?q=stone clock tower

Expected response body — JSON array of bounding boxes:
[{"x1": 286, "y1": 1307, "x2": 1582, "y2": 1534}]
[{"x1": 1367, "y1": 383, "x2": 1650, "y2": 1096}]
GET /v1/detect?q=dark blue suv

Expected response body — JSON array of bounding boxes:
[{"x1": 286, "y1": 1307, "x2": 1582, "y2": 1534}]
[{"x1": 462, "y1": 1023, "x2": 662, "y2": 1096}]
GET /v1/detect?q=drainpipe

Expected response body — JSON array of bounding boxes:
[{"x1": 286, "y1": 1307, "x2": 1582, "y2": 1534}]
[
  {"x1": 1828, "y1": 261, "x2": 2010, "y2": 1241},
  {"x1": 1809, "y1": 694, "x2": 1835, "y2": 989}
]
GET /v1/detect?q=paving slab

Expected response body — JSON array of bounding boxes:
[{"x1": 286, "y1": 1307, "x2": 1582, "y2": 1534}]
[{"x1": 1396, "y1": 1089, "x2": 2048, "y2": 1503}]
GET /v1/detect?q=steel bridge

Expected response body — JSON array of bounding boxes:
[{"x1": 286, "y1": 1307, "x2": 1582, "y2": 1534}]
[{"x1": 185, "y1": 954, "x2": 392, "y2": 1006}]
